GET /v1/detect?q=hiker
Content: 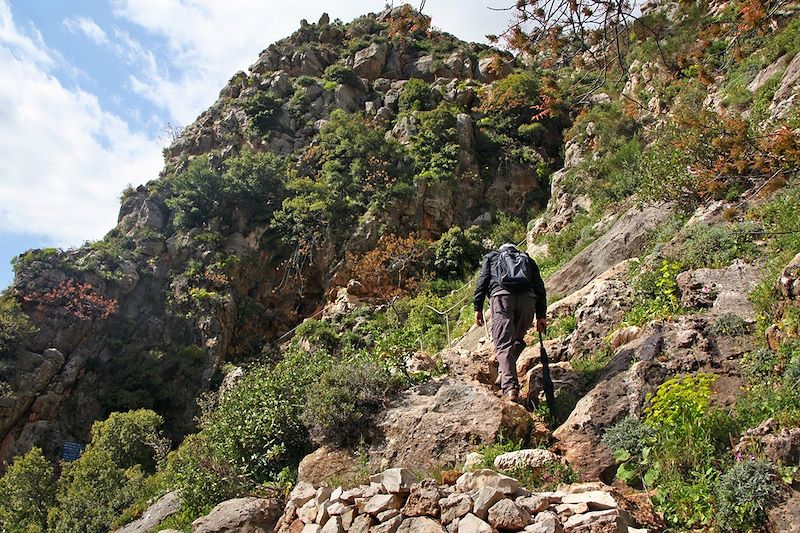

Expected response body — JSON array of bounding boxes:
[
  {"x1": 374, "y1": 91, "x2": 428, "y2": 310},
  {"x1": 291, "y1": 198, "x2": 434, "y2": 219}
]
[{"x1": 473, "y1": 243, "x2": 547, "y2": 401}]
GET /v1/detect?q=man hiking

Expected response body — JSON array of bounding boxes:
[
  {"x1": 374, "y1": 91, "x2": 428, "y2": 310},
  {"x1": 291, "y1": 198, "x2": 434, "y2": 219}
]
[{"x1": 473, "y1": 243, "x2": 547, "y2": 402}]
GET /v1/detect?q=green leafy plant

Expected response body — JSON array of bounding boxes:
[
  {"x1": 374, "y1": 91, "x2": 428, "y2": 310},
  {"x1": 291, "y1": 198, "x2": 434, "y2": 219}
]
[
  {"x1": 398, "y1": 78, "x2": 432, "y2": 112},
  {"x1": 242, "y1": 91, "x2": 283, "y2": 135}
]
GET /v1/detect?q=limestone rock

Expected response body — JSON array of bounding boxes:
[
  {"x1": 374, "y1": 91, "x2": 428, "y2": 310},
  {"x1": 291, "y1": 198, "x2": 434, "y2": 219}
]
[
  {"x1": 493, "y1": 449, "x2": 561, "y2": 471},
  {"x1": 769, "y1": 52, "x2": 800, "y2": 121},
  {"x1": 749, "y1": 54, "x2": 790, "y2": 93},
  {"x1": 516, "y1": 495, "x2": 550, "y2": 515},
  {"x1": 768, "y1": 488, "x2": 800, "y2": 533},
  {"x1": 297, "y1": 446, "x2": 358, "y2": 485},
  {"x1": 396, "y1": 516, "x2": 445, "y2": 532},
  {"x1": 440, "y1": 494, "x2": 474, "y2": 525},
  {"x1": 364, "y1": 494, "x2": 405, "y2": 515},
  {"x1": 562, "y1": 509, "x2": 623, "y2": 531},
  {"x1": 191, "y1": 497, "x2": 280, "y2": 533},
  {"x1": 561, "y1": 491, "x2": 617, "y2": 511},
  {"x1": 320, "y1": 515, "x2": 344, "y2": 533},
  {"x1": 553, "y1": 318, "x2": 749, "y2": 481},
  {"x1": 676, "y1": 260, "x2": 762, "y2": 319},
  {"x1": 547, "y1": 206, "x2": 673, "y2": 297},
  {"x1": 348, "y1": 514, "x2": 375, "y2": 533},
  {"x1": 353, "y1": 43, "x2": 389, "y2": 81},
  {"x1": 524, "y1": 511, "x2": 563, "y2": 533},
  {"x1": 371, "y1": 468, "x2": 416, "y2": 494},
  {"x1": 463, "y1": 452, "x2": 485, "y2": 472},
  {"x1": 458, "y1": 513, "x2": 495, "y2": 533},
  {"x1": 404, "y1": 480, "x2": 442, "y2": 517},
  {"x1": 115, "y1": 491, "x2": 180, "y2": 533},
  {"x1": 457, "y1": 470, "x2": 521, "y2": 495},
  {"x1": 471, "y1": 487, "x2": 506, "y2": 519},
  {"x1": 487, "y1": 499, "x2": 531, "y2": 530}
]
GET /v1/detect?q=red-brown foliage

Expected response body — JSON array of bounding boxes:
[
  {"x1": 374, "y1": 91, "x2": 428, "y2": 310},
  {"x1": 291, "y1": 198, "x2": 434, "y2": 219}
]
[{"x1": 23, "y1": 279, "x2": 118, "y2": 320}]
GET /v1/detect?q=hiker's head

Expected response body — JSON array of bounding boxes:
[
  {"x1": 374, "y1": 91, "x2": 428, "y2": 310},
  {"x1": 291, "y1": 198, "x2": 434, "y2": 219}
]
[{"x1": 499, "y1": 243, "x2": 517, "y2": 251}]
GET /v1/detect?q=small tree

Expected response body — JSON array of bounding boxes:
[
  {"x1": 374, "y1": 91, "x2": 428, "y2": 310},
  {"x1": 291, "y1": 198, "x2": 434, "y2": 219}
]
[{"x1": 0, "y1": 447, "x2": 55, "y2": 533}]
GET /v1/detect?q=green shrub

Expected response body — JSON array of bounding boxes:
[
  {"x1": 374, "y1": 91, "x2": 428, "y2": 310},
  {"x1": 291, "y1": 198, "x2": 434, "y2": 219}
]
[
  {"x1": 675, "y1": 223, "x2": 757, "y2": 269},
  {"x1": 49, "y1": 448, "x2": 145, "y2": 533},
  {"x1": 201, "y1": 349, "x2": 330, "y2": 482},
  {"x1": 164, "y1": 433, "x2": 241, "y2": 519},
  {"x1": 303, "y1": 359, "x2": 399, "y2": 446},
  {"x1": 488, "y1": 212, "x2": 526, "y2": 248},
  {"x1": 536, "y1": 212, "x2": 602, "y2": 277},
  {"x1": 0, "y1": 293, "x2": 36, "y2": 356},
  {"x1": 708, "y1": 312, "x2": 750, "y2": 336},
  {"x1": 634, "y1": 143, "x2": 699, "y2": 206},
  {"x1": 433, "y1": 226, "x2": 486, "y2": 279},
  {"x1": 409, "y1": 104, "x2": 460, "y2": 182},
  {"x1": 546, "y1": 315, "x2": 577, "y2": 339},
  {"x1": 716, "y1": 460, "x2": 778, "y2": 532},
  {"x1": 294, "y1": 319, "x2": 341, "y2": 353},
  {"x1": 602, "y1": 416, "x2": 654, "y2": 457},
  {"x1": 242, "y1": 91, "x2": 283, "y2": 135},
  {"x1": 166, "y1": 150, "x2": 285, "y2": 229},
  {"x1": 323, "y1": 64, "x2": 360, "y2": 87},
  {"x1": 623, "y1": 260, "x2": 684, "y2": 326},
  {"x1": 399, "y1": 78, "x2": 431, "y2": 112},
  {"x1": 89, "y1": 409, "x2": 166, "y2": 472},
  {"x1": 740, "y1": 348, "x2": 779, "y2": 384},
  {"x1": 0, "y1": 447, "x2": 55, "y2": 533}
]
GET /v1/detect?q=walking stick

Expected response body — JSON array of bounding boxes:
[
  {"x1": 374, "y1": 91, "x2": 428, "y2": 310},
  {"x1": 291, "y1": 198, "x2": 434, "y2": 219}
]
[{"x1": 539, "y1": 332, "x2": 556, "y2": 417}]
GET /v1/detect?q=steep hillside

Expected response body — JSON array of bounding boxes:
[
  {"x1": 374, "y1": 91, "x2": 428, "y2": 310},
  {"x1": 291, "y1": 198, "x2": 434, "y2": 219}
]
[{"x1": 1, "y1": 1, "x2": 800, "y2": 532}]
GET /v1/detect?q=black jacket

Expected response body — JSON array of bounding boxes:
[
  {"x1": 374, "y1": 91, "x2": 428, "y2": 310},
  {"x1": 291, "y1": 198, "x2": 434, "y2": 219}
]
[{"x1": 472, "y1": 249, "x2": 547, "y2": 317}]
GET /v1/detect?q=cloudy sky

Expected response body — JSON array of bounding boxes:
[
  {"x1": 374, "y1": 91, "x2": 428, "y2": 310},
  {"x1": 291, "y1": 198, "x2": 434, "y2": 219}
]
[{"x1": 0, "y1": 0, "x2": 513, "y2": 288}]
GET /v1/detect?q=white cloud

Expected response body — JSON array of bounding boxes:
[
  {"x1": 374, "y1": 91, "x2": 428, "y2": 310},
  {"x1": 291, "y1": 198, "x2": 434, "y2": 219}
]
[
  {"x1": 0, "y1": 1, "x2": 163, "y2": 246},
  {"x1": 111, "y1": 0, "x2": 511, "y2": 126},
  {"x1": 63, "y1": 15, "x2": 109, "y2": 45}
]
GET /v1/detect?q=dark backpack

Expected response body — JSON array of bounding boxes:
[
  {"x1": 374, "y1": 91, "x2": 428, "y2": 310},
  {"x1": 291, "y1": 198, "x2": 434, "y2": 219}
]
[{"x1": 496, "y1": 248, "x2": 535, "y2": 293}]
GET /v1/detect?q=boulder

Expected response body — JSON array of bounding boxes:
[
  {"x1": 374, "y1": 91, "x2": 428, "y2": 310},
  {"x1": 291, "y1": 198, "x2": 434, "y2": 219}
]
[
  {"x1": 349, "y1": 514, "x2": 375, "y2": 533},
  {"x1": 297, "y1": 446, "x2": 358, "y2": 485},
  {"x1": 368, "y1": 378, "x2": 531, "y2": 471},
  {"x1": 553, "y1": 318, "x2": 749, "y2": 481},
  {"x1": 115, "y1": 491, "x2": 180, "y2": 533},
  {"x1": 320, "y1": 516, "x2": 344, "y2": 533},
  {"x1": 570, "y1": 279, "x2": 632, "y2": 356},
  {"x1": 192, "y1": 497, "x2": 280, "y2": 533},
  {"x1": 516, "y1": 495, "x2": 550, "y2": 515},
  {"x1": 768, "y1": 488, "x2": 800, "y2": 533},
  {"x1": 334, "y1": 84, "x2": 363, "y2": 113},
  {"x1": 493, "y1": 449, "x2": 562, "y2": 472},
  {"x1": 487, "y1": 499, "x2": 531, "y2": 530},
  {"x1": 561, "y1": 491, "x2": 617, "y2": 511},
  {"x1": 353, "y1": 43, "x2": 389, "y2": 81},
  {"x1": 562, "y1": 509, "x2": 623, "y2": 531}
]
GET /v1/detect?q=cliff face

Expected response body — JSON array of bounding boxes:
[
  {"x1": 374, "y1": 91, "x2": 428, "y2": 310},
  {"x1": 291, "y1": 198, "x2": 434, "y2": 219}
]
[{"x1": 0, "y1": 7, "x2": 556, "y2": 464}]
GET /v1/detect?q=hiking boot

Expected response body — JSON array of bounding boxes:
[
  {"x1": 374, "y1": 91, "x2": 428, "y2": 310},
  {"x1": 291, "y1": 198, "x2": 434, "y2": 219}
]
[{"x1": 503, "y1": 390, "x2": 520, "y2": 402}]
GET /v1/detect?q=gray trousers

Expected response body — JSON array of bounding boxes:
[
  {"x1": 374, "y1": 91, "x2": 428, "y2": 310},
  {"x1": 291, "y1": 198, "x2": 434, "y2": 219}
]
[{"x1": 490, "y1": 292, "x2": 537, "y2": 394}]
